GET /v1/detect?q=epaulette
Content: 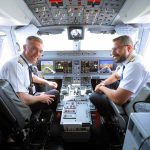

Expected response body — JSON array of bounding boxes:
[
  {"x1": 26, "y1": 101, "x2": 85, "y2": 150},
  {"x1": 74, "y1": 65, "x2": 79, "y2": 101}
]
[
  {"x1": 127, "y1": 55, "x2": 135, "y2": 64},
  {"x1": 18, "y1": 59, "x2": 24, "y2": 66}
]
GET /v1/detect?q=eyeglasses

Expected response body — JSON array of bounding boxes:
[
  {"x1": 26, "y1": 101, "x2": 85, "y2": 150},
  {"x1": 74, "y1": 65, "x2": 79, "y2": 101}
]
[{"x1": 112, "y1": 45, "x2": 128, "y2": 51}]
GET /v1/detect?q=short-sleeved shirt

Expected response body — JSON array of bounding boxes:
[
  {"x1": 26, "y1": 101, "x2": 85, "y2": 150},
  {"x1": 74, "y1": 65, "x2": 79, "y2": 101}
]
[
  {"x1": 0, "y1": 55, "x2": 30, "y2": 93},
  {"x1": 117, "y1": 53, "x2": 150, "y2": 98}
]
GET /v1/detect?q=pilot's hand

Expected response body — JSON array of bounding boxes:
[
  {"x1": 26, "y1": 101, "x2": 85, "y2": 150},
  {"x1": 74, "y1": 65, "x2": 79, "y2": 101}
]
[
  {"x1": 99, "y1": 81, "x2": 105, "y2": 86},
  {"x1": 47, "y1": 81, "x2": 58, "y2": 89},
  {"x1": 39, "y1": 93, "x2": 55, "y2": 105},
  {"x1": 95, "y1": 84, "x2": 104, "y2": 93}
]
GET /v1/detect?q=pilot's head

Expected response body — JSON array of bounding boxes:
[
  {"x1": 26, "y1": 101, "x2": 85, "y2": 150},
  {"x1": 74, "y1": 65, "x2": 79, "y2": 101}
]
[
  {"x1": 112, "y1": 35, "x2": 134, "y2": 63},
  {"x1": 23, "y1": 36, "x2": 43, "y2": 64}
]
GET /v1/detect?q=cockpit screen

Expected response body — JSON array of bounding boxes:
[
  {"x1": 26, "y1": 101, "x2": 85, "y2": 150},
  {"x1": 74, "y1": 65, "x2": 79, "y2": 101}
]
[
  {"x1": 55, "y1": 61, "x2": 72, "y2": 73},
  {"x1": 89, "y1": 61, "x2": 98, "y2": 72},
  {"x1": 41, "y1": 60, "x2": 54, "y2": 74},
  {"x1": 99, "y1": 60, "x2": 117, "y2": 73},
  {"x1": 81, "y1": 61, "x2": 98, "y2": 73}
]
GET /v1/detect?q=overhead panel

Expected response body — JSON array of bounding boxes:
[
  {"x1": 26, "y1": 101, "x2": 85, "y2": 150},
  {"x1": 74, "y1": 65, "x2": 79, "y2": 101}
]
[{"x1": 24, "y1": 0, "x2": 126, "y2": 26}]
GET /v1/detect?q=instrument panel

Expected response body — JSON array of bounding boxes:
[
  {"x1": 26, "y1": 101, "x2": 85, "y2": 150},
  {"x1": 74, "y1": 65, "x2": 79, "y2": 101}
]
[
  {"x1": 38, "y1": 50, "x2": 115, "y2": 141},
  {"x1": 37, "y1": 50, "x2": 117, "y2": 87},
  {"x1": 39, "y1": 59, "x2": 116, "y2": 74}
]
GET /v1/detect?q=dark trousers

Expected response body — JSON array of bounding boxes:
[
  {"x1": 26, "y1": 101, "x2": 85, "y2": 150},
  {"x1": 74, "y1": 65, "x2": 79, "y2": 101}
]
[
  {"x1": 90, "y1": 92, "x2": 114, "y2": 119},
  {"x1": 89, "y1": 81, "x2": 119, "y2": 119},
  {"x1": 30, "y1": 89, "x2": 60, "y2": 113}
]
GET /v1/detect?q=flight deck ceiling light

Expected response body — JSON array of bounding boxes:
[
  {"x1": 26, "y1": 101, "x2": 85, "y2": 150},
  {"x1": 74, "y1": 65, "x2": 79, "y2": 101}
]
[{"x1": 68, "y1": 26, "x2": 84, "y2": 40}]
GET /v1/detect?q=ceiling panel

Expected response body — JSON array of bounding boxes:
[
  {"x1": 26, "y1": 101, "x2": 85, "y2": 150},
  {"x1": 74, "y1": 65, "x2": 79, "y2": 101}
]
[{"x1": 24, "y1": 0, "x2": 126, "y2": 26}]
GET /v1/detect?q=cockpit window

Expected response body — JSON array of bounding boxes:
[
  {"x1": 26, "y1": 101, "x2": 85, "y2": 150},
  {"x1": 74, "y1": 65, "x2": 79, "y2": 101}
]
[
  {"x1": 0, "y1": 34, "x2": 14, "y2": 69},
  {"x1": 40, "y1": 30, "x2": 119, "y2": 51},
  {"x1": 142, "y1": 32, "x2": 150, "y2": 69},
  {"x1": 15, "y1": 28, "x2": 139, "y2": 52},
  {"x1": 81, "y1": 30, "x2": 118, "y2": 50}
]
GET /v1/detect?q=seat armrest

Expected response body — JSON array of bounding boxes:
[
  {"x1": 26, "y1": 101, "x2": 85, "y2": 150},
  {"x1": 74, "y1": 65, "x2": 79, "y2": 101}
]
[
  {"x1": 110, "y1": 101, "x2": 125, "y2": 115},
  {"x1": 133, "y1": 101, "x2": 150, "y2": 112},
  {"x1": 109, "y1": 101, "x2": 127, "y2": 129}
]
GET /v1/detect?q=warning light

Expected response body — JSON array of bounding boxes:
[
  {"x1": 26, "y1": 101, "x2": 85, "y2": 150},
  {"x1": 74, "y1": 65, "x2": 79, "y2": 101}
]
[
  {"x1": 49, "y1": 0, "x2": 63, "y2": 7},
  {"x1": 87, "y1": 0, "x2": 101, "y2": 6}
]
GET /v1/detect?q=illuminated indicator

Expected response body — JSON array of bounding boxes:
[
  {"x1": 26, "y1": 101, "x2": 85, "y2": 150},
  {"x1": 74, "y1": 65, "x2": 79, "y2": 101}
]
[
  {"x1": 87, "y1": 0, "x2": 101, "y2": 6},
  {"x1": 49, "y1": 0, "x2": 63, "y2": 7},
  {"x1": 49, "y1": 0, "x2": 63, "y2": 2}
]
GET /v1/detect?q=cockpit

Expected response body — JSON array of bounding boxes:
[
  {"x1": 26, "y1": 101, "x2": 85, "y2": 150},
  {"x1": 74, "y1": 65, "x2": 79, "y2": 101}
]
[{"x1": 0, "y1": 0, "x2": 150, "y2": 150}]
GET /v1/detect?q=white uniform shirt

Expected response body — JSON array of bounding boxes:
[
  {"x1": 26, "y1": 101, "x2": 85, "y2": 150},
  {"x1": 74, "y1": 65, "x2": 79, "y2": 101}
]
[
  {"x1": 117, "y1": 53, "x2": 150, "y2": 98},
  {"x1": 0, "y1": 55, "x2": 30, "y2": 93}
]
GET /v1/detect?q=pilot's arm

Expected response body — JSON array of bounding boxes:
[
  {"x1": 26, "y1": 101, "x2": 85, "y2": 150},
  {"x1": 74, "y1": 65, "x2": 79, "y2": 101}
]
[
  {"x1": 95, "y1": 63, "x2": 143, "y2": 105},
  {"x1": 16, "y1": 75, "x2": 57, "y2": 105},
  {"x1": 17, "y1": 92, "x2": 55, "y2": 105},
  {"x1": 98, "y1": 71, "x2": 120, "y2": 86},
  {"x1": 32, "y1": 74, "x2": 58, "y2": 89},
  {"x1": 95, "y1": 85, "x2": 133, "y2": 105}
]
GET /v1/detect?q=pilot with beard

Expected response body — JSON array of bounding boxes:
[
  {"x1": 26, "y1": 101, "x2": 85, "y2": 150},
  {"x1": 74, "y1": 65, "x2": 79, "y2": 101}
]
[{"x1": 90, "y1": 35, "x2": 150, "y2": 120}]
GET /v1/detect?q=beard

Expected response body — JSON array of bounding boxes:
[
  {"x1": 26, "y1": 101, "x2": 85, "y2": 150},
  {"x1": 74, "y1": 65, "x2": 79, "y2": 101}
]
[{"x1": 113, "y1": 55, "x2": 126, "y2": 63}]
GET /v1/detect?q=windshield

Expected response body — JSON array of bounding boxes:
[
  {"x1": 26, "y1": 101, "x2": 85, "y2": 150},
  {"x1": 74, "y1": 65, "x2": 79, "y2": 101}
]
[{"x1": 15, "y1": 28, "x2": 139, "y2": 51}]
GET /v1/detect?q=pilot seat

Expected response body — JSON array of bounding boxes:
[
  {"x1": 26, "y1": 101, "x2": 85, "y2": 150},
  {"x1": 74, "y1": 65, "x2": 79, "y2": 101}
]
[
  {"x1": 0, "y1": 79, "x2": 54, "y2": 149},
  {"x1": 110, "y1": 82, "x2": 150, "y2": 130}
]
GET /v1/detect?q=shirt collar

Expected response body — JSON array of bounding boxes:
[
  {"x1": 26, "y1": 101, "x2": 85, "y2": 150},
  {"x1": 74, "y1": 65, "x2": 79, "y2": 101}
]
[{"x1": 20, "y1": 54, "x2": 31, "y2": 66}]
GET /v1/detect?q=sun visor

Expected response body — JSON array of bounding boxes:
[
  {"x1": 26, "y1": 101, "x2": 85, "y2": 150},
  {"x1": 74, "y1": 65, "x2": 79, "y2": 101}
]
[
  {"x1": 115, "y1": 24, "x2": 138, "y2": 36},
  {"x1": 16, "y1": 24, "x2": 39, "y2": 37},
  {"x1": 0, "y1": 0, "x2": 33, "y2": 26},
  {"x1": 119, "y1": 0, "x2": 150, "y2": 24}
]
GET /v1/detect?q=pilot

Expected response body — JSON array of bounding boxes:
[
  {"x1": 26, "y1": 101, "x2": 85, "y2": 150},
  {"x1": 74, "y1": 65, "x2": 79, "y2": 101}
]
[
  {"x1": 0, "y1": 36, "x2": 59, "y2": 113},
  {"x1": 90, "y1": 35, "x2": 150, "y2": 120}
]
